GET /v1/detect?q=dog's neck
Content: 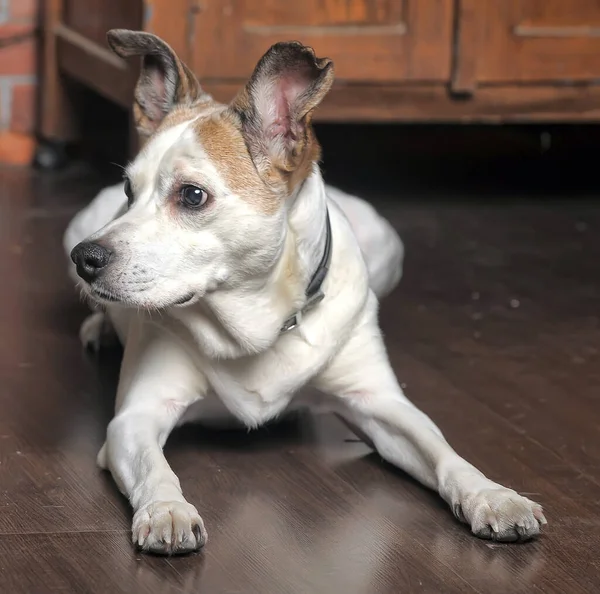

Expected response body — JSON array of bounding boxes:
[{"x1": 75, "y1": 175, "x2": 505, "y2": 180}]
[{"x1": 170, "y1": 165, "x2": 330, "y2": 359}]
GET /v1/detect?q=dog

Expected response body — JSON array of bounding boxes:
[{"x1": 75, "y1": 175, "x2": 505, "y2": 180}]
[{"x1": 66, "y1": 29, "x2": 546, "y2": 555}]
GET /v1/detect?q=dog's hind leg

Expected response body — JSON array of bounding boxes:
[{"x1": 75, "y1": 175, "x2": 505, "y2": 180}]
[
  {"x1": 312, "y1": 307, "x2": 547, "y2": 542},
  {"x1": 100, "y1": 317, "x2": 208, "y2": 555}
]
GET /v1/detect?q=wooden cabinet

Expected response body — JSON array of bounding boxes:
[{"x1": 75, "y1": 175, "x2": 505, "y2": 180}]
[{"x1": 40, "y1": 0, "x2": 600, "y2": 146}]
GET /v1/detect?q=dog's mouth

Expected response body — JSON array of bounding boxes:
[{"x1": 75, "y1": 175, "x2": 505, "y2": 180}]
[
  {"x1": 87, "y1": 284, "x2": 196, "y2": 309},
  {"x1": 173, "y1": 292, "x2": 196, "y2": 307},
  {"x1": 89, "y1": 286, "x2": 121, "y2": 303}
]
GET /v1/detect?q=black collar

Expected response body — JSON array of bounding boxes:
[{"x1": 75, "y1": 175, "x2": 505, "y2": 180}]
[{"x1": 280, "y1": 210, "x2": 332, "y2": 334}]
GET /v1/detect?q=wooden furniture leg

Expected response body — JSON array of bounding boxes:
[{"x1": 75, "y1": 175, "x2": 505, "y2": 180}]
[{"x1": 37, "y1": 0, "x2": 80, "y2": 168}]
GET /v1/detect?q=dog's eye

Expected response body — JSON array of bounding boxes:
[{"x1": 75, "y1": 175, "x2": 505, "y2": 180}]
[
  {"x1": 180, "y1": 185, "x2": 209, "y2": 209},
  {"x1": 124, "y1": 178, "x2": 134, "y2": 207}
]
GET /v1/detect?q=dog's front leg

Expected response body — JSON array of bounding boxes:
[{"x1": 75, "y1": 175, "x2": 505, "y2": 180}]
[
  {"x1": 314, "y1": 314, "x2": 547, "y2": 542},
  {"x1": 99, "y1": 318, "x2": 208, "y2": 555}
]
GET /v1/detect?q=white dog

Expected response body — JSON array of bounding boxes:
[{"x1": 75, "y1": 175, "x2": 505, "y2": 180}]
[{"x1": 65, "y1": 29, "x2": 546, "y2": 555}]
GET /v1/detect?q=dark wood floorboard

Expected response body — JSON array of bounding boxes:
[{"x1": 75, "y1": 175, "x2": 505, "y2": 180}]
[{"x1": 1, "y1": 137, "x2": 600, "y2": 593}]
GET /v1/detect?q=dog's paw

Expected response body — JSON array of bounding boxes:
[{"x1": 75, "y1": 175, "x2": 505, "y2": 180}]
[
  {"x1": 132, "y1": 501, "x2": 207, "y2": 555},
  {"x1": 79, "y1": 312, "x2": 118, "y2": 352},
  {"x1": 455, "y1": 488, "x2": 547, "y2": 542}
]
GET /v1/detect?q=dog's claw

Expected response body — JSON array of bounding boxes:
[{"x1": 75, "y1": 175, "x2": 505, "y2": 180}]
[{"x1": 193, "y1": 523, "x2": 207, "y2": 548}]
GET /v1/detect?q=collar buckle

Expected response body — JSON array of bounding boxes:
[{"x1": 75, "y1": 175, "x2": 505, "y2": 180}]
[
  {"x1": 280, "y1": 289, "x2": 326, "y2": 335},
  {"x1": 280, "y1": 313, "x2": 300, "y2": 334}
]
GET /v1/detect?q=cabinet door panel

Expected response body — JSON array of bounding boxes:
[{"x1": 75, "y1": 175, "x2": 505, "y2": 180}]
[
  {"x1": 192, "y1": 0, "x2": 453, "y2": 83},
  {"x1": 473, "y1": 0, "x2": 600, "y2": 83}
]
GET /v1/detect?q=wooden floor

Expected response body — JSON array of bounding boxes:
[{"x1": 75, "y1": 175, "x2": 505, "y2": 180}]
[{"x1": 1, "y1": 129, "x2": 600, "y2": 593}]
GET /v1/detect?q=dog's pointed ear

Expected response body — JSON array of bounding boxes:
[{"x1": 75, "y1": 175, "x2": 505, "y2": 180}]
[
  {"x1": 107, "y1": 29, "x2": 210, "y2": 137},
  {"x1": 231, "y1": 42, "x2": 334, "y2": 175}
]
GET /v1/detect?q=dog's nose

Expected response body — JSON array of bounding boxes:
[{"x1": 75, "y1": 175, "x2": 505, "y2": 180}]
[{"x1": 70, "y1": 241, "x2": 112, "y2": 283}]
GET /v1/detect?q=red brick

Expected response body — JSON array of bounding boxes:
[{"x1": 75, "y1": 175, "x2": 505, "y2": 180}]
[
  {"x1": 0, "y1": 23, "x2": 36, "y2": 38},
  {"x1": 10, "y1": 83, "x2": 36, "y2": 134},
  {"x1": 0, "y1": 39, "x2": 36, "y2": 75},
  {"x1": 10, "y1": 0, "x2": 39, "y2": 21},
  {"x1": 0, "y1": 131, "x2": 35, "y2": 165},
  {"x1": 0, "y1": 24, "x2": 36, "y2": 76}
]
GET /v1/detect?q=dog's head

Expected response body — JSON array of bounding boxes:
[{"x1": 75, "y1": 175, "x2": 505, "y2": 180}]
[{"x1": 71, "y1": 30, "x2": 334, "y2": 309}]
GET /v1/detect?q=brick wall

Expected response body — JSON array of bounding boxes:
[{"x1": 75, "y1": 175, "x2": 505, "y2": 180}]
[{"x1": 0, "y1": 0, "x2": 38, "y2": 165}]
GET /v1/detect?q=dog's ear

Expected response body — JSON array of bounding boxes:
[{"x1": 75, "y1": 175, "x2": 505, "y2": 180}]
[
  {"x1": 107, "y1": 29, "x2": 209, "y2": 137},
  {"x1": 231, "y1": 42, "x2": 334, "y2": 176}
]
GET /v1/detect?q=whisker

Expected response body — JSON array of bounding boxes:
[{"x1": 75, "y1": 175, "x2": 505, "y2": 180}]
[{"x1": 109, "y1": 162, "x2": 127, "y2": 174}]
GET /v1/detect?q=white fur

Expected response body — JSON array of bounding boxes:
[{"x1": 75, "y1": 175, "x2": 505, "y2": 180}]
[{"x1": 65, "y1": 120, "x2": 545, "y2": 555}]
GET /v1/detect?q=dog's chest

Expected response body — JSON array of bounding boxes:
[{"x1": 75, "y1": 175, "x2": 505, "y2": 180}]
[
  {"x1": 169, "y1": 310, "x2": 327, "y2": 428},
  {"x1": 199, "y1": 355, "x2": 310, "y2": 428}
]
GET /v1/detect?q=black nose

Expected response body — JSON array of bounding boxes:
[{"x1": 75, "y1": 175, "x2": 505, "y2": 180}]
[{"x1": 70, "y1": 241, "x2": 112, "y2": 283}]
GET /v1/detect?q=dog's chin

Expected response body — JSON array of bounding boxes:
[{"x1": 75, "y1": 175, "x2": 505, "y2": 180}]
[{"x1": 84, "y1": 284, "x2": 197, "y2": 310}]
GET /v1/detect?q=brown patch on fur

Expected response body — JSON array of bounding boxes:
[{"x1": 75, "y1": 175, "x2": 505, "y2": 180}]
[
  {"x1": 286, "y1": 116, "x2": 322, "y2": 194},
  {"x1": 194, "y1": 112, "x2": 282, "y2": 215},
  {"x1": 157, "y1": 102, "x2": 220, "y2": 133},
  {"x1": 275, "y1": 227, "x2": 303, "y2": 306},
  {"x1": 134, "y1": 101, "x2": 219, "y2": 146},
  {"x1": 133, "y1": 101, "x2": 154, "y2": 142}
]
